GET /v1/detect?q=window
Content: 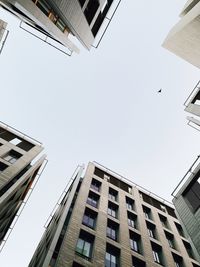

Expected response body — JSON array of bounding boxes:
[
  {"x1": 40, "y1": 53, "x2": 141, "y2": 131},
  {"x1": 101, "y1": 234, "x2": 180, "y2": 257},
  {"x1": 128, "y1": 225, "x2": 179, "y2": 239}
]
[
  {"x1": 3, "y1": 150, "x2": 22, "y2": 164},
  {"x1": 108, "y1": 201, "x2": 118, "y2": 218},
  {"x1": 105, "y1": 243, "x2": 120, "y2": 267},
  {"x1": 146, "y1": 221, "x2": 156, "y2": 239},
  {"x1": 109, "y1": 188, "x2": 118, "y2": 202},
  {"x1": 132, "y1": 256, "x2": 146, "y2": 267},
  {"x1": 165, "y1": 231, "x2": 175, "y2": 249},
  {"x1": 107, "y1": 219, "x2": 119, "y2": 241},
  {"x1": 126, "y1": 197, "x2": 134, "y2": 211},
  {"x1": 82, "y1": 208, "x2": 97, "y2": 229},
  {"x1": 183, "y1": 177, "x2": 200, "y2": 213},
  {"x1": 175, "y1": 222, "x2": 184, "y2": 237},
  {"x1": 183, "y1": 240, "x2": 194, "y2": 259},
  {"x1": 127, "y1": 211, "x2": 137, "y2": 229},
  {"x1": 0, "y1": 161, "x2": 8, "y2": 172},
  {"x1": 90, "y1": 178, "x2": 101, "y2": 192},
  {"x1": 159, "y1": 214, "x2": 168, "y2": 228},
  {"x1": 72, "y1": 262, "x2": 85, "y2": 267},
  {"x1": 87, "y1": 191, "x2": 99, "y2": 208},
  {"x1": 143, "y1": 206, "x2": 151, "y2": 220},
  {"x1": 172, "y1": 253, "x2": 184, "y2": 267},
  {"x1": 151, "y1": 242, "x2": 163, "y2": 265},
  {"x1": 84, "y1": 0, "x2": 100, "y2": 25},
  {"x1": 130, "y1": 231, "x2": 141, "y2": 254},
  {"x1": 76, "y1": 230, "x2": 94, "y2": 259}
]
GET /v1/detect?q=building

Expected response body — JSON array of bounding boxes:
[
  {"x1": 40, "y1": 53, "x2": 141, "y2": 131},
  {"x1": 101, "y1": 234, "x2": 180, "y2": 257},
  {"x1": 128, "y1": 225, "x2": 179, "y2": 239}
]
[
  {"x1": 172, "y1": 156, "x2": 200, "y2": 262},
  {"x1": 184, "y1": 80, "x2": 200, "y2": 131},
  {"x1": 162, "y1": 0, "x2": 200, "y2": 68},
  {"x1": 29, "y1": 162, "x2": 200, "y2": 267},
  {"x1": 0, "y1": 19, "x2": 8, "y2": 53},
  {"x1": 0, "y1": 121, "x2": 46, "y2": 250},
  {"x1": 0, "y1": 0, "x2": 119, "y2": 54}
]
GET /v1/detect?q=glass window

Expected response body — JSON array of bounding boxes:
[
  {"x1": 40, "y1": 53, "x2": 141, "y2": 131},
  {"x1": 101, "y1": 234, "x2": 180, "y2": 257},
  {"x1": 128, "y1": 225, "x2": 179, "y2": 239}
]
[
  {"x1": 126, "y1": 196, "x2": 134, "y2": 211},
  {"x1": 3, "y1": 150, "x2": 22, "y2": 164},
  {"x1": 172, "y1": 252, "x2": 184, "y2": 267},
  {"x1": 151, "y1": 242, "x2": 163, "y2": 265},
  {"x1": 183, "y1": 240, "x2": 194, "y2": 259},
  {"x1": 175, "y1": 222, "x2": 184, "y2": 237},
  {"x1": 130, "y1": 231, "x2": 141, "y2": 254},
  {"x1": 87, "y1": 191, "x2": 99, "y2": 208},
  {"x1": 91, "y1": 178, "x2": 101, "y2": 192},
  {"x1": 143, "y1": 206, "x2": 151, "y2": 220},
  {"x1": 82, "y1": 208, "x2": 97, "y2": 229},
  {"x1": 76, "y1": 231, "x2": 94, "y2": 259},
  {"x1": 107, "y1": 219, "x2": 119, "y2": 241},
  {"x1": 159, "y1": 214, "x2": 168, "y2": 228},
  {"x1": 127, "y1": 212, "x2": 137, "y2": 229},
  {"x1": 165, "y1": 231, "x2": 175, "y2": 249},
  {"x1": 183, "y1": 178, "x2": 200, "y2": 213},
  {"x1": 132, "y1": 256, "x2": 146, "y2": 267},
  {"x1": 105, "y1": 243, "x2": 120, "y2": 267},
  {"x1": 108, "y1": 202, "x2": 118, "y2": 218},
  {"x1": 108, "y1": 188, "x2": 118, "y2": 202},
  {"x1": 84, "y1": 0, "x2": 100, "y2": 25},
  {"x1": 146, "y1": 221, "x2": 156, "y2": 239},
  {"x1": 0, "y1": 161, "x2": 8, "y2": 172}
]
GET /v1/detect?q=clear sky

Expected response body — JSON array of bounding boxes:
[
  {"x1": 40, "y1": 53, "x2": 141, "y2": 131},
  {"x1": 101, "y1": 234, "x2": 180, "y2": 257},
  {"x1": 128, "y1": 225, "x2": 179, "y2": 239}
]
[{"x1": 0, "y1": 0, "x2": 200, "y2": 266}]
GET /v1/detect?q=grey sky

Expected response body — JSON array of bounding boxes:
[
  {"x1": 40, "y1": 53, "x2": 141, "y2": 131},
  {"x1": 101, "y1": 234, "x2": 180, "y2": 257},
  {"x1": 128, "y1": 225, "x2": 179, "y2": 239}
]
[{"x1": 0, "y1": 0, "x2": 200, "y2": 266}]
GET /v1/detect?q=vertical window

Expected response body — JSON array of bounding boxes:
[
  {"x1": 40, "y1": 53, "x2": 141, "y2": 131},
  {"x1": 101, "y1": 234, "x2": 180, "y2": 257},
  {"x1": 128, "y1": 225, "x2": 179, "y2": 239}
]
[
  {"x1": 165, "y1": 231, "x2": 175, "y2": 249},
  {"x1": 143, "y1": 206, "x2": 151, "y2": 220},
  {"x1": 146, "y1": 221, "x2": 156, "y2": 239},
  {"x1": 151, "y1": 242, "x2": 163, "y2": 265},
  {"x1": 72, "y1": 262, "x2": 85, "y2": 267},
  {"x1": 105, "y1": 243, "x2": 120, "y2": 267},
  {"x1": 82, "y1": 208, "x2": 97, "y2": 229},
  {"x1": 172, "y1": 253, "x2": 184, "y2": 267},
  {"x1": 108, "y1": 187, "x2": 118, "y2": 202},
  {"x1": 108, "y1": 201, "x2": 118, "y2": 218},
  {"x1": 3, "y1": 150, "x2": 22, "y2": 164},
  {"x1": 9, "y1": 137, "x2": 21, "y2": 145},
  {"x1": 126, "y1": 196, "x2": 134, "y2": 211},
  {"x1": 84, "y1": 0, "x2": 100, "y2": 25},
  {"x1": 0, "y1": 161, "x2": 8, "y2": 172},
  {"x1": 90, "y1": 178, "x2": 101, "y2": 192},
  {"x1": 87, "y1": 191, "x2": 99, "y2": 208},
  {"x1": 175, "y1": 222, "x2": 184, "y2": 237},
  {"x1": 107, "y1": 219, "x2": 119, "y2": 241},
  {"x1": 183, "y1": 178, "x2": 200, "y2": 213},
  {"x1": 127, "y1": 211, "x2": 137, "y2": 229},
  {"x1": 76, "y1": 230, "x2": 94, "y2": 259},
  {"x1": 130, "y1": 231, "x2": 141, "y2": 254},
  {"x1": 132, "y1": 256, "x2": 146, "y2": 267},
  {"x1": 159, "y1": 214, "x2": 168, "y2": 228},
  {"x1": 183, "y1": 240, "x2": 194, "y2": 259}
]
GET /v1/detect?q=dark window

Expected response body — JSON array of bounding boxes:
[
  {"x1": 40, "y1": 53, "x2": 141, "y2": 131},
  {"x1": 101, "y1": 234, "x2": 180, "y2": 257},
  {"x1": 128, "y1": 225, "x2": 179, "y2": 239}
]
[
  {"x1": 87, "y1": 191, "x2": 99, "y2": 208},
  {"x1": 159, "y1": 214, "x2": 168, "y2": 228},
  {"x1": 34, "y1": 0, "x2": 51, "y2": 16},
  {"x1": 108, "y1": 201, "x2": 118, "y2": 218},
  {"x1": 127, "y1": 211, "x2": 137, "y2": 229},
  {"x1": 151, "y1": 242, "x2": 164, "y2": 265},
  {"x1": 143, "y1": 206, "x2": 151, "y2": 220},
  {"x1": 130, "y1": 231, "x2": 141, "y2": 254},
  {"x1": 132, "y1": 256, "x2": 146, "y2": 267},
  {"x1": 76, "y1": 230, "x2": 94, "y2": 260},
  {"x1": 126, "y1": 196, "x2": 134, "y2": 211},
  {"x1": 192, "y1": 263, "x2": 200, "y2": 267},
  {"x1": 78, "y1": 0, "x2": 86, "y2": 7},
  {"x1": 105, "y1": 243, "x2": 120, "y2": 267},
  {"x1": 82, "y1": 208, "x2": 97, "y2": 229},
  {"x1": 72, "y1": 262, "x2": 85, "y2": 267},
  {"x1": 183, "y1": 240, "x2": 194, "y2": 259},
  {"x1": 146, "y1": 221, "x2": 156, "y2": 239},
  {"x1": 107, "y1": 219, "x2": 119, "y2": 241},
  {"x1": 183, "y1": 178, "x2": 200, "y2": 213},
  {"x1": 165, "y1": 231, "x2": 175, "y2": 249},
  {"x1": 109, "y1": 187, "x2": 118, "y2": 202},
  {"x1": 175, "y1": 222, "x2": 184, "y2": 237},
  {"x1": 84, "y1": 0, "x2": 100, "y2": 25},
  {"x1": 3, "y1": 150, "x2": 22, "y2": 164},
  {"x1": 0, "y1": 161, "x2": 8, "y2": 171},
  {"x1": 90, "y1": 178, "x2": 101, "y2": 192},
  {"x1": 172, "y1": 253, "x2": 184, "y2": 267}
]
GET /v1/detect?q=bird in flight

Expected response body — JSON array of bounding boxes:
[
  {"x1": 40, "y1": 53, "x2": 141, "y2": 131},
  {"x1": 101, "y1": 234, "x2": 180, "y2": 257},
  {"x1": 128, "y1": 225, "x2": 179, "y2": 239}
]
[{"x1": 157, "y1": 89, "x2": 162, "y2": 93}]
